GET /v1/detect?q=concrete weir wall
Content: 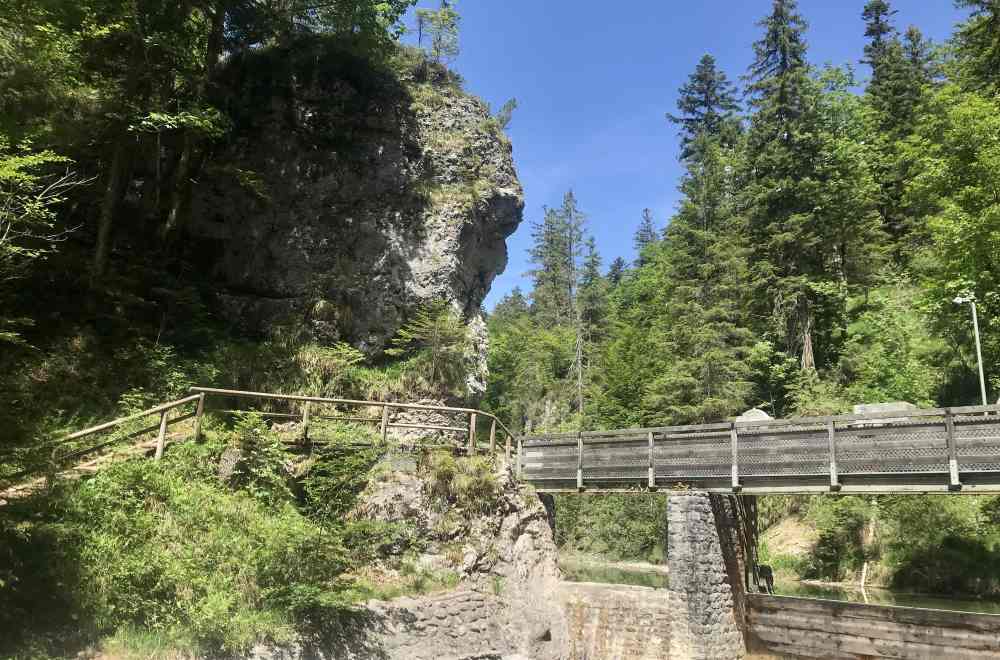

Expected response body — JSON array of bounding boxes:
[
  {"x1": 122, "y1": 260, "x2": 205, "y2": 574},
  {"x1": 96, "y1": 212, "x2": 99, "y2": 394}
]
[
  {"x1": 561, "y1": 582, "x2": 672, "y2": 660},
  {"x1": 748, "y1": 594, "x2": 1000, "y2": 659},
  {"x1": 559, "y1": 492, "x2": 748, "y2": 660}
]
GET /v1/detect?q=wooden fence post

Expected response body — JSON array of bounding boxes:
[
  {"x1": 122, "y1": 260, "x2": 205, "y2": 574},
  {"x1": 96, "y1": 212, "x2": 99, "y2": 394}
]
[
  {"x1": 516, "y1": 437, "x2": 523, "y2": 480},
  {"x1": 648, "y1": 431, "x2": 655, "y2": 489},
  {"x1": 945, "y1": 409, "x2": 962, "y2": 490},
  {"x1": 468, "y1": 412, "x2": 477, "y2": 455},
  {"x1": 154, "y1": 411, "x2": 168, "y2": 460},
  {"x1": 505, "y1": 430, "x2": 512, "y2": 462},
  {"x1": 730, "y1": 423, "x2": 741, "y2": 491},
  {"x1": 489, "y1": 418, "x2": 497, "y2": 455},
  {"x1": 193, "y1": 392, "x2": 206, "y2": 443},
  {"x1": 380, "y1": 404, "x2": 390, "y2": 446},
  {"x1": 577, "y1": 432, "x2": 584, "y2": 491},
  {"x1": 827, "y1": 420, "x2": 840, "y2": 491},
  {"x1": 301, "y1": 402, "x2": 311, "y2": 442}
]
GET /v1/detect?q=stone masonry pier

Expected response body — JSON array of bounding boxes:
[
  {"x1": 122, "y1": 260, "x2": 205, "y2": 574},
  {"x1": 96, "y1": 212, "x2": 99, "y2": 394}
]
[{"x1": 666, "y1": 491, "x2": 746, "y2": 660}]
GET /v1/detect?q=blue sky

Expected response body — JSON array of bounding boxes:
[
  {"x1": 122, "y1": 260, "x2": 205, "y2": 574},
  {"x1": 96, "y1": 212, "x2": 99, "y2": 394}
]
[{"x1": 406, "y1": 1, "x2": 968, "y2": 309}]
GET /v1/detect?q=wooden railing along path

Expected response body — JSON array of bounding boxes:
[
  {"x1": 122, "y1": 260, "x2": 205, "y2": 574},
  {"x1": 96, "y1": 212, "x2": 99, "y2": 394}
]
[
  {"x1": 518, "y1": 404, "x2": 1000, "y2": 495},
  {"x1": 1, "y1": 387, "x2": 515, "y2": 502}
]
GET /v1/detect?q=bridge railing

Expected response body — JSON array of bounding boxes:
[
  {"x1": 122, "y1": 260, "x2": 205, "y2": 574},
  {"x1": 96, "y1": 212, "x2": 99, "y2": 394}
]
[
  {"x1": 1, "y1": 394, "x2": 205, "y2": 493},
  {"x1": 2, "y1": 388, "x2": 516, "y2": 499},
  {"x1": 517, "y1": 404, "x2": 1000, "y2": 494},
  {"x1": 190, "y1": 387, "x2": 517, "y2": 458}
]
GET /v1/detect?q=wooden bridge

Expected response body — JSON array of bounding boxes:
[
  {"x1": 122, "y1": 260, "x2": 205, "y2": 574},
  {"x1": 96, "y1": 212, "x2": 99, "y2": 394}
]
[{"x1": 517, "y1": 404, "x2": 1000, "y2": 494}]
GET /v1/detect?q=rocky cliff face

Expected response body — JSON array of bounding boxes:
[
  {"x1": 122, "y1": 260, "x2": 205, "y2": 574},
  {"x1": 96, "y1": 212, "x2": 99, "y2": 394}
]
[{"x1": 188, "y1": 42, "x2": 522, "y2": 357}]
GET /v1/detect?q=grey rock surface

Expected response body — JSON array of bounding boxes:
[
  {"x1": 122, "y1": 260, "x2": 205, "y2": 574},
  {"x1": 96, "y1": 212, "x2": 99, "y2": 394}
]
[{"x1": 187, "y1": 48, "x2": 522, "y2": 365}]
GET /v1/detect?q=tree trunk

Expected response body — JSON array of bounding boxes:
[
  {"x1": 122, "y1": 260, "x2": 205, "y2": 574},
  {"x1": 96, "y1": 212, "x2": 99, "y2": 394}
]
[
  {"x1": 800, "y1": 307, "x2": 815, "y2": 371},
  {"x1": 90, "y1": 139, "x2": 129, "y2": 288},
  {"x1": 162, "y1": 130, "x2": 193, "y2": 242}
]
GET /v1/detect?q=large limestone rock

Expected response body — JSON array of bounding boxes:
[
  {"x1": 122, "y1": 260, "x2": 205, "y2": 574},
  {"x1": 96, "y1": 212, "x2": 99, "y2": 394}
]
[
  {"x1": 188, "y1": 43, "x2": 523, "y2": 359},
  {"x1": 249, "y1": 457, "x2": 569, "y2": 660}
]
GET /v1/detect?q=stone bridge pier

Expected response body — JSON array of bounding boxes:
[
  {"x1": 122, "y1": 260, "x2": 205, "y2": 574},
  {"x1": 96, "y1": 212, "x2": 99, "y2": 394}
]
[{"x1": 666, "y1": 491, "x2": 747, "y2": 659}]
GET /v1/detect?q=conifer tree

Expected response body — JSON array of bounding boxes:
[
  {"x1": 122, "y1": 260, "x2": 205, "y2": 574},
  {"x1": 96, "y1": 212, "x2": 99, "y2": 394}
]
[
  {"x1": 644, "y1": 135, "x2": 754, "y2": 423},
  {"x1": 416, "y1": 0, "x2": 460, "y2": 64},
  {"x1": 633, "y1": 209, "x2": 658, "y2": 265},
  {"x1": 528, "y1": 206, "x2": 573, "y2": 324},
  {"x1": 578, "y1": 238, "x2": 609, "y2": 343},
  {"x1": 862, "y1": 3, "x2": 930, "y2": 259},
  {"x1": 667, "y1": 54, "x2": 741, "y2": 159},
  {"x1": 743, "y1": 0, "x2": 880, "y2": 370},
  {"x1": 607, "y1": 257, "x2": 628, "y2": 287},
  {"x1": 955, "y1": 0, "x2": 1000, "y2": 93},
  {"x1": 862, "y1": 0, "x2": 897, "y2": 66}
]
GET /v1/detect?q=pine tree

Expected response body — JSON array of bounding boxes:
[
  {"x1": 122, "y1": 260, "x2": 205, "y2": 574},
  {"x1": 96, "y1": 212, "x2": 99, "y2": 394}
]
[
  {"x1": 578, "y1": 238, "x2": 609, "y2": 342},
  {"x1": 528, "y1": 206, "x2": 573, "y2": 324},
  {"x1": 955, "y1": 0, "x2": 1000, "y2": 93},
  {"x1": 862, "y1": 3, "x2": 930, "y2": 260},
  {"x1": 861, "y1": 0, "x2": 897, "y2": 66},
  {"x1": 633, "y1": 208, "x2": 658, "y2": 265},
  {"x1": 416, "y1": 0, "x2": 460, "y2": 64},
  {"x1": 667, "y1": 54, "x2": 741, "y2": 159},
  {"x1": 743, "y1": 0, "x2": 880, "y2": 370},
  {"x1": 644, "y1": 135, "x2": 755, "y2": 423},
  {"x1": 902, "y1": 26, "x2": 935, "y2": 85},
  {"x1": 607, "y1": 257, "x2": 628, "y2": 287}
]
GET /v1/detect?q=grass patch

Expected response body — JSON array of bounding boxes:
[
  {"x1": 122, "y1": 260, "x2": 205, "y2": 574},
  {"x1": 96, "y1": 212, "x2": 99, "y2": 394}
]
[{"x1": 0, "y1": 418, "x2": 406, "y2": 658}]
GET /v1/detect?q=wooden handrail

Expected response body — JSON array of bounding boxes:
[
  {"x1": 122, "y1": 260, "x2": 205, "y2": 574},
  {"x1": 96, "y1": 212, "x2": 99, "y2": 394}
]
[
  {"x1": 59, "y1": 394, "x2": 203, "y2": 443},
  {"x1": 189, "y1": 386, "x2": 517, "y2": 449}
]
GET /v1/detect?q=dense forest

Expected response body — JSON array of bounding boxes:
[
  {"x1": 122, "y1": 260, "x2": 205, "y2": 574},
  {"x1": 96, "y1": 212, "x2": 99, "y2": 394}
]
[{"x1": 484, "y1": 0, "x2": 1000, "y2": 595}]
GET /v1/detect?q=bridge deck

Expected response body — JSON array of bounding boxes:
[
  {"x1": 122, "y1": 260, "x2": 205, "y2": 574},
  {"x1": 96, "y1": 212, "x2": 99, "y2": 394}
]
[{"x1": 519, "y1": 405, "x2": 1000, "y2": 494}]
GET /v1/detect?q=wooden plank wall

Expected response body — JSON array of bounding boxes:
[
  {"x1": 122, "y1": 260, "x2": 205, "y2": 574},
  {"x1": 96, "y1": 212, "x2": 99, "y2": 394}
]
[{"x1": 747, "y1": 594, "x2": 1000, "y2": 659}]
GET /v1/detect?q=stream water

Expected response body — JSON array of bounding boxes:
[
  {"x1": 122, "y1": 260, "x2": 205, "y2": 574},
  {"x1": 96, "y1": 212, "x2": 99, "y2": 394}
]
[{"x1": 559, "y1": 559, "x2": 1000, "y2": 615}]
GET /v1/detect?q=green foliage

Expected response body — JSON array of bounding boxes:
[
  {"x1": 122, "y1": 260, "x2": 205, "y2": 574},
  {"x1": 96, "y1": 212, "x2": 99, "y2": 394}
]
[
  {"x1": 0, "y1": 438, "x2": 353, "y2": 656},
  {"x1": 494, "y1": 97, "x2": 518, "y2": 129},
  {"x1": 386, "y1": 301, "x2": 472, "y2": 396},
  {"x1": 555, "y1": 494, "x2": 667, "y2": 563},
  {"x1": 0, "y1": 138, "x2": 79, "y2": 343},
  {"x1": 301, "y1": 425, "x2": 383, "y2": 524},
  {"x1": 422, "y1": 451, "x2": 499, "y2": 514},
  {"x1": 416, "y1": 1, "x2": 460, "y2": 64},
  {"x1": 666, "y1": 53, "x2": 741, "y2": 159},
  {"x1": 955, "y1": 0, "x2": 1000, "y2": 93}
]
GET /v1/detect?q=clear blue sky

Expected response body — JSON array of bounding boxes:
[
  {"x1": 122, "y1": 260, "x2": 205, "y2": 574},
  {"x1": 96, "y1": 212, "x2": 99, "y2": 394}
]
[{"x1": 406, "y1": 1, "x2": 968, "y2": 309}]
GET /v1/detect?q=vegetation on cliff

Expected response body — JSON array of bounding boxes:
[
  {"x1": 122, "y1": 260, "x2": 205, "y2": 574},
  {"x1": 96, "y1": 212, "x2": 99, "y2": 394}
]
[{"x1": 484, "y1": 0, "x2": 1000, "y2": 595}]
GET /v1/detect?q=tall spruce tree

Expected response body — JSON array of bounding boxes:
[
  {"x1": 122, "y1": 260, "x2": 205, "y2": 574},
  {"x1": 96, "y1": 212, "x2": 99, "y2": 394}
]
[
  {"x1": 743, "y1": 0, "x2": 822, "y2": 369},
  {"x1": 644, "y1": 135, "x2": 755, "y2": 422},
  {"x1": 667, "y1": 54, "x2": 741, "y2": 159},
  {"x1": 862, "y1": 0, "x2": 898, "y2": 66},
  {"x1": 607, "y1": 257, "x2": 628, "y2": 287},
  {"x1": 862, "y1": 2, "x2": 931, "y2": 259},
  {"x1": 633, "y1": 209, "x2": 658, "y2": 265},
  {"x1": 955, "y1": 0, "x2": 1000, "y2": 93},
  {"x1": 744, "y1": 0, "x2": 880, "y2": 371}
]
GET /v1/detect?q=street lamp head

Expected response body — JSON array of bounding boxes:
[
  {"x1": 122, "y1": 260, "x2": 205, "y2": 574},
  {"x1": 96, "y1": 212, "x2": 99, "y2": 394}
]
[{"x1": 954, "y1": 294, "x2": 975, "y2": 305}]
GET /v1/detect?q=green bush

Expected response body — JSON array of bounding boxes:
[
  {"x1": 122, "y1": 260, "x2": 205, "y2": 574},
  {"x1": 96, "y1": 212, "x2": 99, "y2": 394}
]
[
  {"x1": 423, "y1": 452, "x2": 499, "y2": 514},
  {"x1": 0, "y1": 434, "x2": 364, "y2": 657}
]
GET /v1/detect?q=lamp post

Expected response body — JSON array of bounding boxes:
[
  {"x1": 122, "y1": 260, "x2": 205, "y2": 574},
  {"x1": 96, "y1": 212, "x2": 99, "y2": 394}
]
[{"x1": 954, "y1": 295, "x2": 989, "y2": 407}]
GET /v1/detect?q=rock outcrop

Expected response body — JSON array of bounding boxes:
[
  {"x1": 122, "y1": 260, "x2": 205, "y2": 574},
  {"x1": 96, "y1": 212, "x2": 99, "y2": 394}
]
[
  {"x1": 187, "y1": 42, "x2": 522, "y2": 360},
  {"x1": 250, "y1": 457, "x2": 569, "y2": 660}
]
